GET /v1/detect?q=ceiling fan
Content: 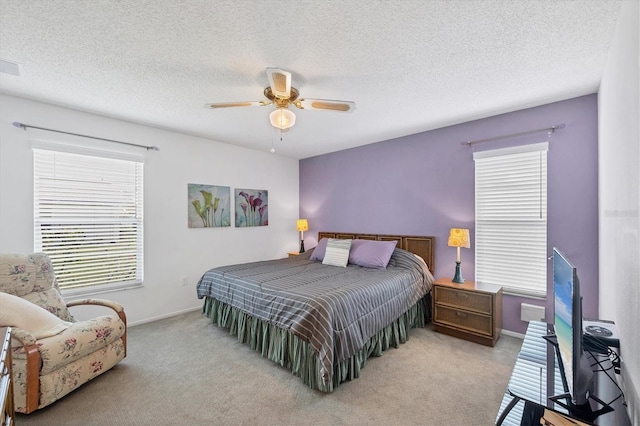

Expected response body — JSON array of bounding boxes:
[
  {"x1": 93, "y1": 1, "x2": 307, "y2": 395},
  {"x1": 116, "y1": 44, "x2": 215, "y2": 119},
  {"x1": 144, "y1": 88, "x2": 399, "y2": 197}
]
[{"x1": 205, "y1": 68, "x2": 356, "y2": 130}]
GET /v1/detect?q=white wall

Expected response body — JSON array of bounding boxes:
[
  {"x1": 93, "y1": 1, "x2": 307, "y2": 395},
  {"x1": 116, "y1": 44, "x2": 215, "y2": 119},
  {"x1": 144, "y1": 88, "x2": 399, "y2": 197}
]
[
  {"x1": 0, "y1": 93, "x2": 300, "y2": 325},
  {"x1": 598, "y1": 1, "x2": 640, "y2": 424}
]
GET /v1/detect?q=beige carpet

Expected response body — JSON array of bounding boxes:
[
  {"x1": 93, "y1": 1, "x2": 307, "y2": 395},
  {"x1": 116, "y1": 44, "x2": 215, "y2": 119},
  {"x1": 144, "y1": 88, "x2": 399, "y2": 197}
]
[{"x1": 15, "y1": 309, "x2": 521, "y2": 425}]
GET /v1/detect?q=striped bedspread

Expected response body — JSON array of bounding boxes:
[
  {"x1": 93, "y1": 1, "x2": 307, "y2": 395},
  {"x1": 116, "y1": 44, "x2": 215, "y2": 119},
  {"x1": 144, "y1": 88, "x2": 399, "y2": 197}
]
[{"x1": 196, "y1": 248, "x2": 434, "y2": 387}]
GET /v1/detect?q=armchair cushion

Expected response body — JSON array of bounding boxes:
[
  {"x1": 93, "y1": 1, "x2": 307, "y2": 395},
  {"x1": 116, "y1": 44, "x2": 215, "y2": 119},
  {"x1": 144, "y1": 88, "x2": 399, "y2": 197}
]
[
  {"x1": 0, "y1": 292, "x2": 71, "y2": 339},
  {"x1": 0, "y1": 252, "x2": 73, "y2": 321},
  {"x1": 21, "y1": 288, "x2": 74, "y2": 321},
  {"x1": 0, "y1": 253, "x2": 37, "y2": 296},
  {"x1": 11, "y1": 315, "x2": 125, "y2": 375}
]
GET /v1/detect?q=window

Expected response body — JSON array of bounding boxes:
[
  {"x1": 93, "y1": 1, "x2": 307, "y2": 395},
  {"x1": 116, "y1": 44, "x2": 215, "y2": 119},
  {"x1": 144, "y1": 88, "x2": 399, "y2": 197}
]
[
  {"x1": 474, "y1": 142, "x2": 547, "y2": 297},
  {"x1": 33, "y1": 147, "x2": 144, "y2": 294}
]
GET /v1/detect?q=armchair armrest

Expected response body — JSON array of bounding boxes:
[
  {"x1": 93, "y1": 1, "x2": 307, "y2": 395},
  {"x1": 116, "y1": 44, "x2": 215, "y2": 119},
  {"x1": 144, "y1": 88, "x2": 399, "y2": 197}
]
[
  {"x1": 8, "y1": 327, "x2": 40, "y2": 414},
  {"x1": 66, "y1": 298, "x2": 127, "y2": 357},
  {"x1": 66, "y1": 298, "x2": 124, "y2": 313},
  {"x1": 67, "y1": 298, "x2": 126, "y2": 324},
  {"x1": 9, "y1": 327, "x2": 37, "y2": 348}
]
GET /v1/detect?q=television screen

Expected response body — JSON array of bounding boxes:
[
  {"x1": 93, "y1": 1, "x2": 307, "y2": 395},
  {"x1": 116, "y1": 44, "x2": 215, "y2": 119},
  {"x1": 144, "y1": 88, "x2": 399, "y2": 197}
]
[
  {"x1": 553, "y1": 249, "x2": 576, "y2": 396},
  {"x1": 553, "y1": 247, "x2": 593, "y2": 406}
]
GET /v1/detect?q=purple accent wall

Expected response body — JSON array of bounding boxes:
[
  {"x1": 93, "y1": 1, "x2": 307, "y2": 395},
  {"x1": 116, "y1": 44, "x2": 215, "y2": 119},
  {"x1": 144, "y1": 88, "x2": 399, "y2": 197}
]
[{"x1": 299, "y1": 95, "x2": 599, "y2": 334}]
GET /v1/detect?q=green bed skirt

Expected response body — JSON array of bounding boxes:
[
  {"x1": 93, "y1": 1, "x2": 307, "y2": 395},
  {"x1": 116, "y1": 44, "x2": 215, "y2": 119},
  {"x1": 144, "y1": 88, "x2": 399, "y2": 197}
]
[{"x1": 202, "y1": 294, "x2": 431, "y2": 393}]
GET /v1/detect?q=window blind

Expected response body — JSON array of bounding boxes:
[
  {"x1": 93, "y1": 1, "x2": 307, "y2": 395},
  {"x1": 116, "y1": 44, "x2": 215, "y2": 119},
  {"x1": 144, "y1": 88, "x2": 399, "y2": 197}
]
[
  {"x1": 474, "y1": 143, "x2": 548, "y2": 297},
  {"x1": 33, "y1": 148, "x2": 144, "y2": 292},
  {"x1": 497, "y1": 321, "x2": 566, "y2": 425}
]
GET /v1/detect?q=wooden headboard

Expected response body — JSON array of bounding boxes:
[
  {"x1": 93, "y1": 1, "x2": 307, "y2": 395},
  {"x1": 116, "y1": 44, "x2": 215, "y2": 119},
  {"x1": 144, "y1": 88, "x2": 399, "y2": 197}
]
[{"x1": 318, "y1": 232, "x2": 435, "y2": 274}]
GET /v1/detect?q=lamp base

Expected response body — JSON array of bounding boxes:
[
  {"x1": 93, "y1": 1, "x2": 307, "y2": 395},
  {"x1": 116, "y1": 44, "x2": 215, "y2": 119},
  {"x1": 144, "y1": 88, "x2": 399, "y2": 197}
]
[
  {"x1": 452, "y1": 261, "x2": 464, "y2": 283},
  {"x1": 299, "y1": 240, "x2": 305, "y2": 253}
]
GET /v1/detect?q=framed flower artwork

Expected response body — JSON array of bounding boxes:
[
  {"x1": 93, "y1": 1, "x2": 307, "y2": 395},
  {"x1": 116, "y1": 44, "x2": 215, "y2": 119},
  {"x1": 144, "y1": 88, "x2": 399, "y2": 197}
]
[
  {"x1": 188, "y1": 184, "x2": 231, "y2": 228},
  {"x1": 235, "y1": 188, "x2": 268, "y2": 227}
]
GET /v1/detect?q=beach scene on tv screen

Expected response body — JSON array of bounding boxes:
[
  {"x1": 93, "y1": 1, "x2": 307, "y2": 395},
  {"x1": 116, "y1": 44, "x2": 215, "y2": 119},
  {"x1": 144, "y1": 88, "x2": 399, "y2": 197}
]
[{"x1": 555, "y1": 260, "x2": 574, "y2": 393}]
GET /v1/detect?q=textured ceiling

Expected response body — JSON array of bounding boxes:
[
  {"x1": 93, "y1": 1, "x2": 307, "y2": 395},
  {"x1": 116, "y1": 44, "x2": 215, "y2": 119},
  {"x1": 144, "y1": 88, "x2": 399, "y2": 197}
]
[{"x1": 0, "y1": 0, "x2": 622, "y2": 159}]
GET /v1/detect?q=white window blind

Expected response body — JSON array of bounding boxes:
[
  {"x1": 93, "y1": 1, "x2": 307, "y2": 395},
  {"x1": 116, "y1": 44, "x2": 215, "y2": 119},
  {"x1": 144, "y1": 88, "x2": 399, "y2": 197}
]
[
  {"x1": 474, "y1": 143, "x2": 547, "y2": 297},
  {"x1": 33, "y1": 148, "x2": 144, "y2": 293},
  {"x1": 496, "y1": 321, "x2": 566, "y2": 425}
]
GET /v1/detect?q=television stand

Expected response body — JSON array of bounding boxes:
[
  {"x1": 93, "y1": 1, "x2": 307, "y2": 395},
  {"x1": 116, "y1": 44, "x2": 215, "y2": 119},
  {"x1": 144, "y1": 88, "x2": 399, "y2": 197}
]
[
  {"x1": 548, "y1": 392, "x2": 613, "y2": 422},
  {"x1": 496, "y1": 321, "x2": 630, "y2": 425},
  {"x1": 542, "y1": 333, "x2": 614, "y2": 421}
]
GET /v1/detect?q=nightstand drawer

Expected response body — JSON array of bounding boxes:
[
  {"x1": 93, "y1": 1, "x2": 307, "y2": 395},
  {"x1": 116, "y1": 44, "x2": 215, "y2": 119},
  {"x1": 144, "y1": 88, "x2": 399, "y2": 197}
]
[
  {"x1": 434, "y1": 305, "x2": 493, "y2": 336},
  {"x1": 434, "y1": 286, "x2": 493, "y2": 314}
]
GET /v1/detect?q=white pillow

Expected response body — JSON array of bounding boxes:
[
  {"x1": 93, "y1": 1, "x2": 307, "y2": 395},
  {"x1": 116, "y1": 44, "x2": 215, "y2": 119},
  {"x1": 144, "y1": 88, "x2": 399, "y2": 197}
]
[
  {"x1": 0, "y1": 292, "x2": 72, "y2": 339},
  {"x1": 322, "y1": 238, "x2": 352, "y2": 267}
]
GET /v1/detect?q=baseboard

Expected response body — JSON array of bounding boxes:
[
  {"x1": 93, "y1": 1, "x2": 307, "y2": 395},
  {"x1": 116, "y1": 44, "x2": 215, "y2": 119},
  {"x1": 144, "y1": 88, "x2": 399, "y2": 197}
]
[
  {"x1": 501, "y1": 329, "x2": 525, "y2": 339},
  {"x1": 128, "y1": 305, "x2": 202, "y2": 327}
]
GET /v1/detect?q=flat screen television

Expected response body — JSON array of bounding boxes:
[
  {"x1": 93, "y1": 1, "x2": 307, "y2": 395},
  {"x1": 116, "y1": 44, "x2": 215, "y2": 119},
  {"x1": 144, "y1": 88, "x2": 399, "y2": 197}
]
[{"x1": 552, "y1": 247, "x2": 594, "y2": 407}]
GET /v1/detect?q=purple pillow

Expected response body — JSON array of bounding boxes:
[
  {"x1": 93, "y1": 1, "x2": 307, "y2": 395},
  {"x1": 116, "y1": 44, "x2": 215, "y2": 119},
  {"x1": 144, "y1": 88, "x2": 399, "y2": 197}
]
[
  {"x1": 348, "y1": 239, "x2": 398, "y2": 269},
  {"x1": 310, "y1": 238, "x2": 329, "y2": 261}
]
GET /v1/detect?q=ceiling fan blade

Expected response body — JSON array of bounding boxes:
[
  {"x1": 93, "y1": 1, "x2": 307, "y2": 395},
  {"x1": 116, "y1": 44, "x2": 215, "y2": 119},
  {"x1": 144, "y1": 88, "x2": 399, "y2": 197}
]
[
  {"x1": 205, "y1": 101, "x2": 271, "y2": 109},
  {"x1": 294, "y1": 98, "x2": 356, "y2": 112},
  {"x1": 266, "y1": 68, "x2": 291, "y2": 99}
]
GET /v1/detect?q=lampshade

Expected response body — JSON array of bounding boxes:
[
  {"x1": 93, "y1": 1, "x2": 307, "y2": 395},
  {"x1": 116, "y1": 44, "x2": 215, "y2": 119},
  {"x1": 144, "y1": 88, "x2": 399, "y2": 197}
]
[
  {"x1": 270, "y1": 107, "x2": 296, "y2": 130},
  {"x1": 448, "y1": 228, "x2": 470, "y2": 248},
  {"x1": 296, "y1": 219, "x2": 309, "y2": 232}
]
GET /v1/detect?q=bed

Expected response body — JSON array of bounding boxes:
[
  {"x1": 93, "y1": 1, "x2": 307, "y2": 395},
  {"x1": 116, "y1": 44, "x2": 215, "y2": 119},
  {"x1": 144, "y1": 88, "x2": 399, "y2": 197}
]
[{"x1": 196, "y1": 232, "x2": 435, "y2": 392}]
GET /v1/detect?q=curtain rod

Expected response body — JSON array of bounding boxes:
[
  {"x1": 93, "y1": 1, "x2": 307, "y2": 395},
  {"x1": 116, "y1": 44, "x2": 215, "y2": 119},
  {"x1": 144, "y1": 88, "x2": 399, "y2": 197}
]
[
  {"x1": 12, "y1": 122, "x2": 159, "y2": 151},
  {"x1": 462, "y1": 123, "x2": 565, "y2": 146}
]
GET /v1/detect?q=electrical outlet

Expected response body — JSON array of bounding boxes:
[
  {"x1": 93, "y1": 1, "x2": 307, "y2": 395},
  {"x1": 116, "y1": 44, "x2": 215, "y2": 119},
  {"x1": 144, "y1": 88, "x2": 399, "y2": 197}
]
[{"x1": 181, "y1": 276, "x2": 188, "y2": 287}]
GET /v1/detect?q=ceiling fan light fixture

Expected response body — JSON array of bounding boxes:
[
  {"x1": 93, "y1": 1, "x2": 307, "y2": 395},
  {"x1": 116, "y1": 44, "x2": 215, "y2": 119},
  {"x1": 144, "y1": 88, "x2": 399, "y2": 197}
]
[{"x1": 269, "y1": 107, "x2": 296, "y2": 130}]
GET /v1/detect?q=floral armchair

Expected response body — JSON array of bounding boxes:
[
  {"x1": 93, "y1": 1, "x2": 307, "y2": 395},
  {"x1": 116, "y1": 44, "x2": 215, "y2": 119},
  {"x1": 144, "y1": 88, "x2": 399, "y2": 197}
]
[{"x1": 0, "y1": 253, "x2": 126, "y2": 414}]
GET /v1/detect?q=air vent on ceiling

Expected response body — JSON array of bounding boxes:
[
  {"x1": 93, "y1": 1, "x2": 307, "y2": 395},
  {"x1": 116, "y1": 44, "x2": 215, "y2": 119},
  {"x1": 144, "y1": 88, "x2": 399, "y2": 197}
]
[{"x1": 0, "y1": 59, "x2": 20, "y2": 76}]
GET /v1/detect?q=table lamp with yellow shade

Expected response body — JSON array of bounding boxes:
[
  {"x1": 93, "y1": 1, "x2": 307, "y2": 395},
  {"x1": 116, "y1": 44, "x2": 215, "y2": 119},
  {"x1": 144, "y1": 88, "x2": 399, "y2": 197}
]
[
  {"x1": 448, "y1": 228, "x2": 470, "y2": 283},
  {"x1": 296, "y1": 219, "x2": 309, "y2": 253}
]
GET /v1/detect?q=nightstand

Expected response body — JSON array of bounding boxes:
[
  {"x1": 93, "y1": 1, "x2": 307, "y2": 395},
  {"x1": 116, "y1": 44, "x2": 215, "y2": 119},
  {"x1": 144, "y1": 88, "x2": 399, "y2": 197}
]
[
  {"x1": 432, "y1": 277, "x2": 503, "y2": 346},
  {"x1": 287, "y1": 251, "x2": 300, "y2": 258}
]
